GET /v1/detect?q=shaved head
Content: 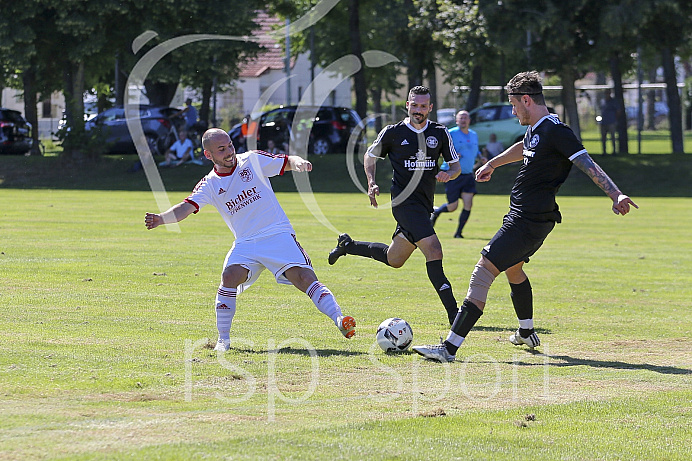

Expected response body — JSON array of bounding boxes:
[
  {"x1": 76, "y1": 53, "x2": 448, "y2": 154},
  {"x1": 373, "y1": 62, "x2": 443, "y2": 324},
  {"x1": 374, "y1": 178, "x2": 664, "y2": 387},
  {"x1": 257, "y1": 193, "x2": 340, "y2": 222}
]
[{"x1": 202, "y1": 128, "x2": 228, "y2": 151}]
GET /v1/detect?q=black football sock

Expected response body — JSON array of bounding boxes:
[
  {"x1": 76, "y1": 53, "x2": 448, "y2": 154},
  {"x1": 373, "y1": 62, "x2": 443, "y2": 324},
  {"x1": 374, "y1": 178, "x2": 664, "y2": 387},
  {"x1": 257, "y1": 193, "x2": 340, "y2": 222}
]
[
  {"x1": 345, "y1": 240, "x2": 391, "y2": 266},
  {"x1": 455, "y1": 209, "x2": 471, "y2": 235},
  {"x1": 510, "y1": 278, "x2": 534, "y2": 337},
  {"x1": 426, "y1": 259, "x2": 458, "y2": 324},
  {"x1": 444, "y1": 299, "x2": 483, "y2": 355}
]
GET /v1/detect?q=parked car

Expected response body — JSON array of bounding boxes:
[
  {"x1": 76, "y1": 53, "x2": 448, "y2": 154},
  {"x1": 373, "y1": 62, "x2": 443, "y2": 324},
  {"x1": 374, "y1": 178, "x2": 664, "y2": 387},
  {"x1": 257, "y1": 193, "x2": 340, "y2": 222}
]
[
  {"x1": 468, "y1": 103, "x2": 526, "y2": 148},
  {"x1": 0, "y1": 108, "x2": 33, "y2": 155},
  {"x1": 253, "y1": 105, "x2": 364, "y2": 155},
  {"x1": 84, "y1": 105, "x2": 178, "y2": 155}
]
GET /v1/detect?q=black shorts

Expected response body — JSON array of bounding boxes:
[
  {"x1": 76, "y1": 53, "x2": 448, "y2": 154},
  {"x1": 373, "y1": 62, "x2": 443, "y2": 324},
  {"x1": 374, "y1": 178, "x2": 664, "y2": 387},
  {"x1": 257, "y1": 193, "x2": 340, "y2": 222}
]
[
  {"x1": 445, "y1": 174, "x2": 477, "y2": 203},
  {"x1": 391, "y1": 201, "x2": 435, "y2": 245},
  {"x1": 481, "y1": 212, "x2": 556, "y2": 272}
]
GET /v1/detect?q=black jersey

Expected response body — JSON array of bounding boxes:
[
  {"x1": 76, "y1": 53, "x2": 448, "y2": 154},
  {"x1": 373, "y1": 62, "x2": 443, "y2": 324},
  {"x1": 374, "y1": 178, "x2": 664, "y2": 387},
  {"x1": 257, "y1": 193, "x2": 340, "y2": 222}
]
[
  {"x1": 510, "y1": 114, "x2": 587, "y2": 221},
  {"x1": 367, "y1": 120, "x2": 459, "y2": 210}
]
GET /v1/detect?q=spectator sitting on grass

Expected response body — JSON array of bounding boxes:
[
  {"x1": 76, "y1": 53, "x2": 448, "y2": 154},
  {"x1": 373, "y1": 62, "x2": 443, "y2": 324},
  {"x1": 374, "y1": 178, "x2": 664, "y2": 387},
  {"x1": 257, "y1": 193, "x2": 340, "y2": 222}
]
[{"x1": 160, "y1": 130, "x2": 194, "y2": 167}]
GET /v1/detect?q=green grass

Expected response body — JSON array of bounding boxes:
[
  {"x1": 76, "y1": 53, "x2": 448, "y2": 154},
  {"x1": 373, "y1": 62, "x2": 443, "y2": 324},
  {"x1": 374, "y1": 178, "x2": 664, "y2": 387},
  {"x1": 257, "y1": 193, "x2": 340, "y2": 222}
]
[{"x1": 1, "y1": 178, "x2": 691, "y2": 459}]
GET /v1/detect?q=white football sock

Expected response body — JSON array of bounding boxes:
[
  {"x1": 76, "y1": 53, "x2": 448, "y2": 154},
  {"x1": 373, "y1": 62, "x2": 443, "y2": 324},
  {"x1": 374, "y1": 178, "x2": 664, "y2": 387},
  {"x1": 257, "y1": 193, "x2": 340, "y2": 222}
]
[
  {"x1": 306, "y1": 281, "x2": 342, "y2": 325},
  {"x1": 518, "y1": 318, "x2": 534, "y2": 330},
  {"x1": 216, "y1": 286, "x2": 237, "y2": 341},
  {"x1": 445, "y1": 331, "x2": 465, "y2": 348}
]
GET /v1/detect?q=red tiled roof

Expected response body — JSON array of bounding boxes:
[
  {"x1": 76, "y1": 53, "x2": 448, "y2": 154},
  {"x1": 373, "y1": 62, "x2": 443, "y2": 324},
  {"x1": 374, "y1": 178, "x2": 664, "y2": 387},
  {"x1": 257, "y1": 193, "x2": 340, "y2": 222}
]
[{"x1": 240, "y1": 12, "x2": 295, "y2": 78}]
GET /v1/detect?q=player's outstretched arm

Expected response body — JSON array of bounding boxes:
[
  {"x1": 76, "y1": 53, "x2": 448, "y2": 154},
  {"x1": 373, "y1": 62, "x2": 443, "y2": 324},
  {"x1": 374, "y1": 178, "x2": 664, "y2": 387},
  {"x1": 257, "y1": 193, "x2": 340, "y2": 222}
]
[
  {"x1": 572, "y1": 153, "x2": 639, "y2": 215},
  {"x1": 476, "y1": 141, "x2": 524, "y2": 182},
  {"x1": 145, "y1": 202, "x2": 197, "y2": 229},
  {"x1": 286, "y1": 155, "x2": 312, "y2": 172},
  {"x1": 364, "y1": 154, "x2": 380, "y2": 208}
]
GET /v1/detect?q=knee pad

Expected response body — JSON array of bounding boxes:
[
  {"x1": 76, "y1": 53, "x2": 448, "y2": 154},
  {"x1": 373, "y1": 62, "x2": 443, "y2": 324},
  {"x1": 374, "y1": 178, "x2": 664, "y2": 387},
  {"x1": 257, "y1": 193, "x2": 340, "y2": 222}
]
[{"x1": 466, "y1": 264, "x2": 496, "y2": 304}]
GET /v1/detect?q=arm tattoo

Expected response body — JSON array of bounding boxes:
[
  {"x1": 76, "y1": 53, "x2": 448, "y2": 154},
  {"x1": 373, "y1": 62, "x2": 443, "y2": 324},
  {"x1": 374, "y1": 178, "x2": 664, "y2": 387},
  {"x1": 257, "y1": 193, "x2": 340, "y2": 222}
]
[{"x1": 572, "y1": 154, "x2": 621, "y2": 198}]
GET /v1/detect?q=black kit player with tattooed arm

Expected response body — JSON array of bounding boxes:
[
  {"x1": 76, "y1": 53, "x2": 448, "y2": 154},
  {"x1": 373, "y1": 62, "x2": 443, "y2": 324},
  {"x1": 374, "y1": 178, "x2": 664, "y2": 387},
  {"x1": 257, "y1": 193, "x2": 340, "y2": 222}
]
[
  {"x1": 328, "y1": 86, "x2": 462, "y2": 325},
  {"x1": 413, "y1": 71, "x2": 638, "y2": 362}
]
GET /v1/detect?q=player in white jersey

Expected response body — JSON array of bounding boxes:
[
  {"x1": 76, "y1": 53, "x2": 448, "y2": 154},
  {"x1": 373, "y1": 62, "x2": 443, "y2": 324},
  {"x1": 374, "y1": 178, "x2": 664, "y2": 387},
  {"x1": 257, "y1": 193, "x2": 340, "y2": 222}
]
[{"x1": 145, "y1": 128, "x2": 356, "y2": 351}]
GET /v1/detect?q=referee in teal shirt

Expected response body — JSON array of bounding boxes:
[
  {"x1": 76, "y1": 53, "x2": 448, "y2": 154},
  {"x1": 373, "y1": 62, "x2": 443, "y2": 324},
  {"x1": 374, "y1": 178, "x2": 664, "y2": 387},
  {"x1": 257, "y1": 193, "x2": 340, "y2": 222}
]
[{"x1": 431, "y1": 110, "x2": 484, "y2": 238}]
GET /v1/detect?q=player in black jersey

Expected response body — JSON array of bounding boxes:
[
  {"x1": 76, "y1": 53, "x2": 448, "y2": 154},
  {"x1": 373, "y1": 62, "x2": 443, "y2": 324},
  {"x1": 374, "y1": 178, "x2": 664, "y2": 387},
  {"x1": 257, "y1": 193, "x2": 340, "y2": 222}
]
[
  {"x1": 328, "y1": 86, "x2": 462, "y2": 324},
  {"x1": 413, "y1": 71, "x2": 638, "y2": 362}
]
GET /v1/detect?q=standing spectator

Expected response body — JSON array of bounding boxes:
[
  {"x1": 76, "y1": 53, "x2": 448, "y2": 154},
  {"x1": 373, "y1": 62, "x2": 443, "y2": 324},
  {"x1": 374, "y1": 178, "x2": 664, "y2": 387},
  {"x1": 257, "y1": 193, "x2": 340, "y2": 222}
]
[
  {"x1": 600, "y1": 92, "x2": 618, "y2": 155},
  {"x1": 145, "y1": 128, "x2": 356, "y2": 351},
  {"x1": 327, "y1": 86, "x2": 462, "y2": 325},
  {"x1": 412, "y1": 71, "x2": 638, "y2": 362},
  {"x1": 175, "y1": 98, "x2": 199, "y2": 131},
  {"x1": 430, "y1": 110, "x2": 484, "y2": 238}
]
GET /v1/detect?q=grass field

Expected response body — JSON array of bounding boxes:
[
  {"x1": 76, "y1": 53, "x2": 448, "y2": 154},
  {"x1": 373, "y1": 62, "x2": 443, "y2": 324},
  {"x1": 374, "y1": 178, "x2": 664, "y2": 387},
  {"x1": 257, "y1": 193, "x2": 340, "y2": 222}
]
[{"x1": 1, "y1": 165, "x2": 691, "y2": 460}]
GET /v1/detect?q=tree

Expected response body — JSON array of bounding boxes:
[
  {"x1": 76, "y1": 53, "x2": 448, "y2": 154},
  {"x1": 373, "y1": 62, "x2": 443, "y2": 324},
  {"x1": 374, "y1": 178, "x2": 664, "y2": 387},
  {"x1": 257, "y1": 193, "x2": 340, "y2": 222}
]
[
  {"x1": 0, "y1": 0, "x2": 65, "y2": 155},
  {"x1": 639, "y1": 0, "x2": 692, "y2": 154},
  {"x1": 1, "y1": 0, "x2": 265, "y2": 157},
  {"x1": 173, "y1": 1, "x2": 262, "y2": 125},
  {"x1": 435, "y1": 0, "x2": 514, "y2": 110},
  {"x1": 275, "y1": 0, "x2": 404, "y2": 119}
]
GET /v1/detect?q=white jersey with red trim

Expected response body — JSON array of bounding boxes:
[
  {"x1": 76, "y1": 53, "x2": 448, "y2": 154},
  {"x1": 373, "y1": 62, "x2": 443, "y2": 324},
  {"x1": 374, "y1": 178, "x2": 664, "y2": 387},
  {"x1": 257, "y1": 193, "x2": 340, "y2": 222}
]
[{"x1": 185, "y1": 151, "x2": 293, "y2": 241}]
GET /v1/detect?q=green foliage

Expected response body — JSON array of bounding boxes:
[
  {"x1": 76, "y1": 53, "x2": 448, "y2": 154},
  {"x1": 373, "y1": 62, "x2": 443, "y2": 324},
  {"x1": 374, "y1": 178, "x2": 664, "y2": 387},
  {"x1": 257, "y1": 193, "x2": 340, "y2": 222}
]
[
  {"x1": 279, "y1": 0, "x2": 405, "y2": 99},
  {"x1": 54, "y1": 123, "x2": 111, "y2": 160}
]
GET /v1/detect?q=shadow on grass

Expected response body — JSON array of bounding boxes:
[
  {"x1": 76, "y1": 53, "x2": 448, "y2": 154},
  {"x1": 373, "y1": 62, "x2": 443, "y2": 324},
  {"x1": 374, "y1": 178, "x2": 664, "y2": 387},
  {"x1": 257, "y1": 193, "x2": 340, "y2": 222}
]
[
  {"x1": 469, "y1": 326, "x2": 552, "y2": 334},
  {"x1": 229, "y1": 346, "x2": 366, "y2": 357},
  {"x1": 513, "y1": 353, "x2": 692, "y2": 375}
]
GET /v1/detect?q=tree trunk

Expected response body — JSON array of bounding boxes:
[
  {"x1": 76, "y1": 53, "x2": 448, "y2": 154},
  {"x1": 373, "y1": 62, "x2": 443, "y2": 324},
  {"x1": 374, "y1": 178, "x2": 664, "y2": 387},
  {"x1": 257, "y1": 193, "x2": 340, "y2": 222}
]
[
  {"x1": 370, "y1": 86, "x2": 383, "y2": 133},
  {"x1": 403, "y1": 0, "x2": 423, "y2": 90},
  {"x1": 609, "y1": 54, "x2": 629, "y2": 154},
  {"x1": 646, "y1": 67, "x2": 657, "y2": 130},
  {"x1": 63, "y1": 61, "x2": 85, "y2": 130},
  {"x1": 662, "y1": 47, "x2": 684, "y2": 154},
  {"x1": 199, "y1": 80, "x2": 213, "y2": 125},
  {"x1": 466, "y1": 65, "x2": 482, "y2": 110},
  {"x1": 143, "y1": 81, "x2": 178, "y2": 107},
  {"x1": 115, "y1": 53, "x2": 125, "y2": 107},
  {"x1": 62, "y1": 61, "x2": 87, "y2": 158},
  {"x1": 348, "y1": 0, "x2": 367, "y2": 119},
  {"x1": 426, "y1": 60, "x2": 437, "y2": 117},
  {"x1": 684, "y1": 61, "x2": 692, "y2": 131},
  {"x1": 498, "y1": 54, "x2": 506, "y2": 102},
  {"x1": 22, "y1": 68, "x2": 41, "y2": 156},
  {"x1": 559, "y1": 67, "x2": 580, "y2": 141}
]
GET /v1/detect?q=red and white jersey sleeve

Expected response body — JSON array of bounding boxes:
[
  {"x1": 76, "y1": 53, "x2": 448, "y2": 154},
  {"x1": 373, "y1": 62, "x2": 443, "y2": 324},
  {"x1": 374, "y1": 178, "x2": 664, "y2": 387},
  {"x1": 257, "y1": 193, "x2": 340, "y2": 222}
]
[{"x1": 184, "y1": 151, "x2": 293, "y2": 240}]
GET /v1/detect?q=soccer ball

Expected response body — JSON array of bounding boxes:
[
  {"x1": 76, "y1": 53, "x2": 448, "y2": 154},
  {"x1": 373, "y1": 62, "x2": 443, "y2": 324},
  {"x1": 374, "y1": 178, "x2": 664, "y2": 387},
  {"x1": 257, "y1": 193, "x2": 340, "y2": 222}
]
[{"x1": 376, "y1": 318, "x2": 413, "y2": 352}]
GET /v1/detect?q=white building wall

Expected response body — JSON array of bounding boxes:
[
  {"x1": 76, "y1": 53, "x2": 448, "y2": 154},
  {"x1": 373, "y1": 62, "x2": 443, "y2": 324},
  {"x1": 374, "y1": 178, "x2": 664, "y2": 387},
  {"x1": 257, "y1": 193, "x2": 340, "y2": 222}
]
[{"x1": 224, "y1": 53, "x2": 353, "y2": 117}]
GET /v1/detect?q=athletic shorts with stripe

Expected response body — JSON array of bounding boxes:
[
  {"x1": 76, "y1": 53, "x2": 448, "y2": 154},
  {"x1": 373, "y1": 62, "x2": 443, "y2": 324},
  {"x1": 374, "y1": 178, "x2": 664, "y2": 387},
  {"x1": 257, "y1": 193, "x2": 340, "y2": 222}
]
[{"x1": 224, "y1": 232, "x2": 313, "y2": 294}]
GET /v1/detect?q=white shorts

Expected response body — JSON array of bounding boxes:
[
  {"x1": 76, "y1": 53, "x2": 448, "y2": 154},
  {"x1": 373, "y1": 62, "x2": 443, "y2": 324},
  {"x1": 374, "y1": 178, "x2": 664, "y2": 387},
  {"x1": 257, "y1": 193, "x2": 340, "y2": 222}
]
[{"x1": 223, "y1": 232, "x2": 313, "y2": 293}]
